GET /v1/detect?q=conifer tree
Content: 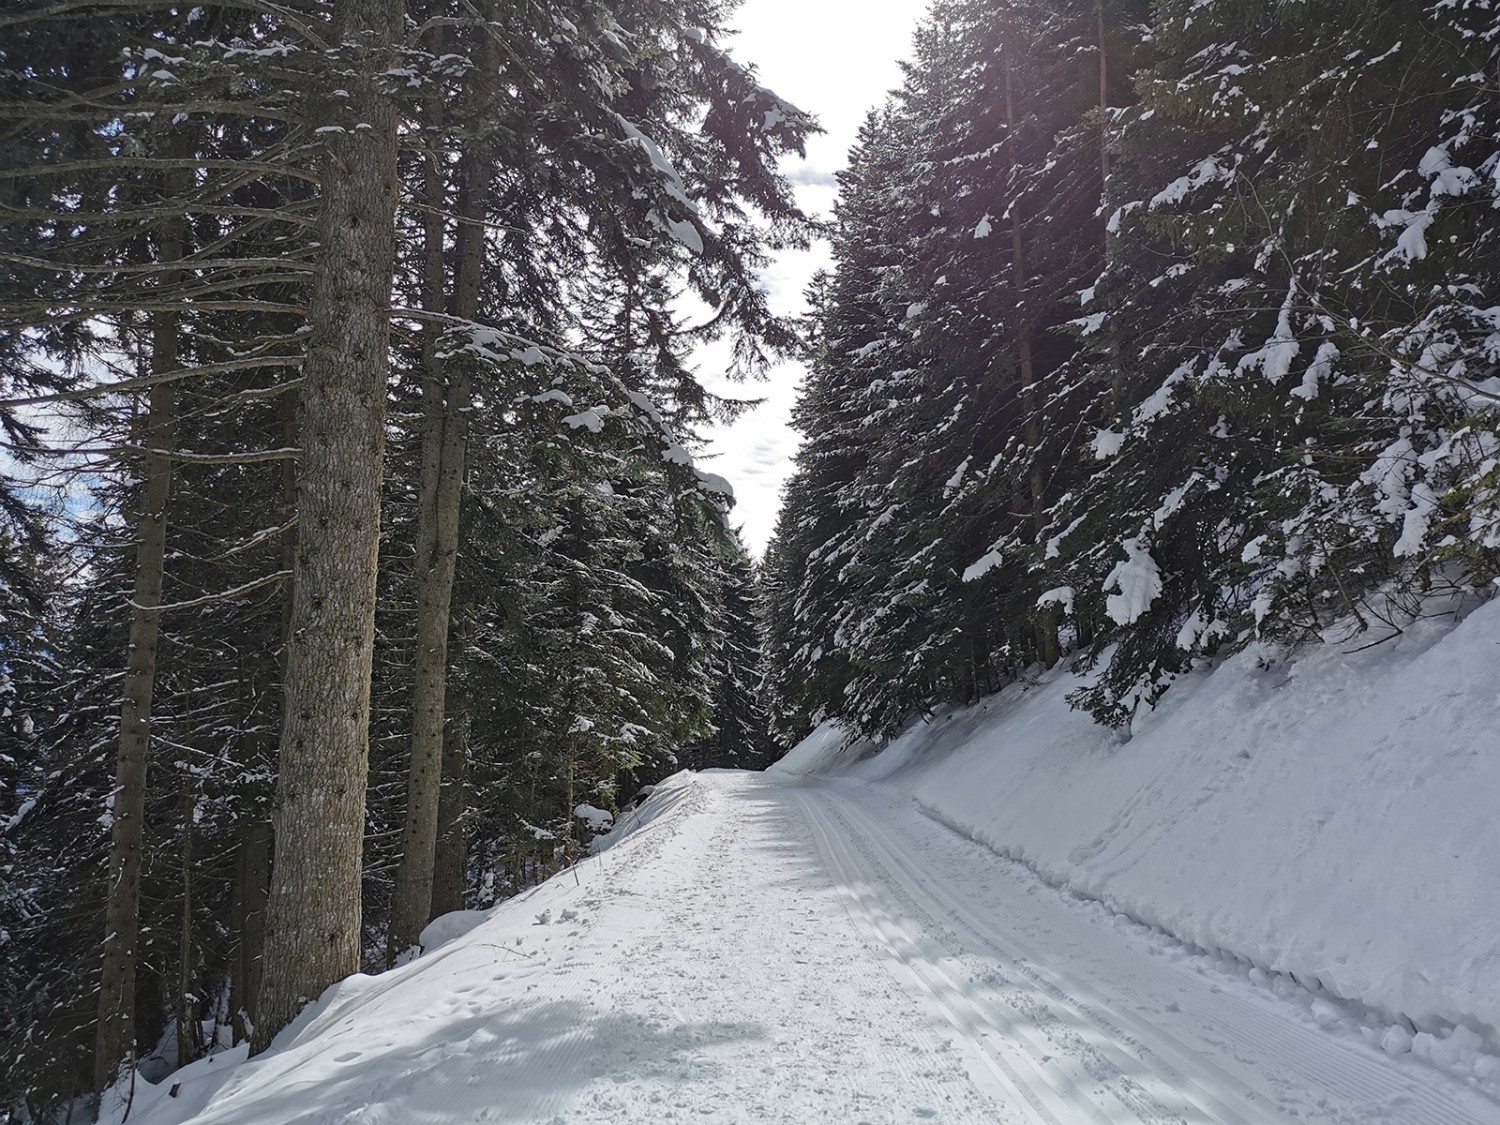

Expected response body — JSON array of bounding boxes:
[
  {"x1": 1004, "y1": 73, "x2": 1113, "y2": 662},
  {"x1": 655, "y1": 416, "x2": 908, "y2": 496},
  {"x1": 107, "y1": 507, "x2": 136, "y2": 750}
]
[
  {"x1": 252, "y1": 0, "x2": 406, "y2": 1053},
  {"x1": 765, "y1": 0, "x2": 1496, "y2": 746}
]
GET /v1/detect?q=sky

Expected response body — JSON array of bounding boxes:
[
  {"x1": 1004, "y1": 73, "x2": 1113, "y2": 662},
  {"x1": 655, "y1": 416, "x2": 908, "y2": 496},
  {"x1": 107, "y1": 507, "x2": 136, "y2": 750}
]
[{"x1": 696, "y1": 0, "x2": 927, "y2": 556}]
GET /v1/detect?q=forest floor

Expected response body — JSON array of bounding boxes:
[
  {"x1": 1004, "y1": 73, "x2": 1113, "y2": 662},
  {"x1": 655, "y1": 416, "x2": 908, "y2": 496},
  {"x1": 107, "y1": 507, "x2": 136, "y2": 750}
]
[{"x1": 119, "y1": 768, "x2": 1500, "y2": 1125}]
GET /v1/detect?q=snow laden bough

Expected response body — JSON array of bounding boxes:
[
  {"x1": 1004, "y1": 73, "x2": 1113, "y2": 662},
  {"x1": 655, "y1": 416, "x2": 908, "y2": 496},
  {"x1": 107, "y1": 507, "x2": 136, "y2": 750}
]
[{"x1": 437, "y1": 321, "x2": 738, "y2": 522}]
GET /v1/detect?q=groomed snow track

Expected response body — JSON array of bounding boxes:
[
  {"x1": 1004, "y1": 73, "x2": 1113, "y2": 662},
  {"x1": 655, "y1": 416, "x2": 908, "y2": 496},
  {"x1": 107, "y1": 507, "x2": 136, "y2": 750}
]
[
  {"x1": 125, "y1": 770, "x2": 1500, "y2": 1125},
  {"x1": 792, "y1": 776, "x2": 1499, "y2": 1124}
]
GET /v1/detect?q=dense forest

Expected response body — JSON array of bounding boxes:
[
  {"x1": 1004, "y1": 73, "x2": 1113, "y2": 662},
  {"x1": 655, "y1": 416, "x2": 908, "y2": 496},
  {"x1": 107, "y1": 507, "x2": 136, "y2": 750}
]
[
  {"x1": 1, "y1": 1, "x2": 793, "y2": 1119},
  {"x1": 3, "y1": 0, "x2": 1498, "y2": 1121},
  {"x1": 764, "y1": 0, "x2": 1500, "y2": 742}
]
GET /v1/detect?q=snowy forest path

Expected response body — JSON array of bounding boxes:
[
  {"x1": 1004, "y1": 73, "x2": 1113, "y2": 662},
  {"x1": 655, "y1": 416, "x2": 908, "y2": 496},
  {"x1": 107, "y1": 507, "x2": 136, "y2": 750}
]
[
  {"x1": 125, "y1": 770, "x2": 1500, "y2": 1125},
  {"x1": 787, "y1": 772, "x2": 1500, "y2": 1125}
]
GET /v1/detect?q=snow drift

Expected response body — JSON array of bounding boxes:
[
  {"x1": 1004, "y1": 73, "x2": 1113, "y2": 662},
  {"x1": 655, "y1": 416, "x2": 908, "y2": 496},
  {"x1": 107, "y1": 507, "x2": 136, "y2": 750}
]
[{"x1": 774, "y1": 595, "x2": 1500, "y2": 1050}]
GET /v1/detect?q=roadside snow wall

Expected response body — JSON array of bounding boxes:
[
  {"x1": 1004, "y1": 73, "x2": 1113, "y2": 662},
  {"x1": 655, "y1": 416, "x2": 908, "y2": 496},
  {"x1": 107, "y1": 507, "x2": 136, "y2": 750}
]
[{"x1": 773, "y1": 595, "x2": 1500, "y2": 1044}]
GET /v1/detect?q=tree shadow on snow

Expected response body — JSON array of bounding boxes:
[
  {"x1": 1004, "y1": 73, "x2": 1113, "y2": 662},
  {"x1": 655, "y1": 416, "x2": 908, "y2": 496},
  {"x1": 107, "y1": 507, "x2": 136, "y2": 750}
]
[{"x1": 196, "y1": 1000, "x2": 765, "y2": 1124}]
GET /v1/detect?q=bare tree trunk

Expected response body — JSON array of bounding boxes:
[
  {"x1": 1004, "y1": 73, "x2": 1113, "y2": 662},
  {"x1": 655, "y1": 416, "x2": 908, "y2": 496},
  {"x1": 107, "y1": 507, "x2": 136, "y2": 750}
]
[
  {"x1": 387, "y1": 136, "x2": 494, "y2": 959},
  {"x1": 430, "y1": 706, "x2": 470, "y2": 919},
  {"x1": 251, "y1": 0, "x2": 404, "y2": 1054},
  {"x1": 231, "y1": 392, "x2": 294, "y2": 1044},
  {"x1": 95, "y1": 214, "x2": 182, "y2": 1101},
  {"x1": 1004, "y1": 47, "x2": 1060, "y2": 669},
  {"x1": 1098, "y1": 1, "x2": 1112, "y2": 189},
  {"x1": 386, "y1": 89, "x2": 451, "y2": 963},
  {"x1": 229, "y1": 817, "x2": 270, "y2": 1045},
  {"x1": 1097, "y1": 1, "x2": 1126, "y2": 406},
  {"x1": 176, "y1": 774, "x2": 198, "y2": 1069},
  {"x1": 1002, "y1": 49, "x2": 1044, "y2": 539}
]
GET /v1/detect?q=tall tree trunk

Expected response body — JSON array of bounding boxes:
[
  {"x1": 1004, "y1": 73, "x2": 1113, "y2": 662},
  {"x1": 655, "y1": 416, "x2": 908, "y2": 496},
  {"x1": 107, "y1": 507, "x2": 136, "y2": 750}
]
[
  {"x1": 430, "y1": 705, "x2": 471, "y2": 919},
  {"x1": 229, "y1": 817, "x2": 270, "y2": 1045},
  {"x1": 386, "y1": 88, "x2": 450, "y2": 962},
  {"x1": 387, "y1": 135, "x2": 494, "y2": 959},
  {"x1": 175, "y1": 774, "x2": 198, "y2": 1069},
  {"x1": 251, "y1": 0, "x2": 404, "y2": 1054},
  {"x1": 1097, "y1": 1, "x2": 1126, "y2": 405},
  {"x1": 232, "y1": 390, "x2": 295, "y2": 1044},
  {"x1": 1003, "y1": 47, "x2": 1060, "y2": 669},
  {"x1": 94, "y1": 221, "x2": 182, "y2": 1101},
  {"x1": 1002, "y1": 48, "x2": 1045, "y2": 540},
  {"x1": 1098, "y1": 1, "x2": 1112, "y2": 189}
]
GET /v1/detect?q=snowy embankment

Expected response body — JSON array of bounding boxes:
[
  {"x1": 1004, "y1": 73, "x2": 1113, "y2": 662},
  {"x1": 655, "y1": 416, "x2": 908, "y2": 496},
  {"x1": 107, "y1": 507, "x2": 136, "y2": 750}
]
[{"x1": 775, "y1": 595, "x2": 1500, "y2": 1060}]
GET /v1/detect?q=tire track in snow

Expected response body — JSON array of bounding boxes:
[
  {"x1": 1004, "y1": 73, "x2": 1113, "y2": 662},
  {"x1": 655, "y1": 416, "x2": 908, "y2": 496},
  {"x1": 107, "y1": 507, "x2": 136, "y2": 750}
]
[
  {"x1": 562, "y1": 774, "x2": 1004, "y2": 1124},
  {"x1": 798, "y1": 788, "x2": 1154, "y2": 1125},
  {"x1": 804, "y1": 776, "x2": 1500, "y2": 1125},
  {"x1": 700, "y1": 780, "x2": 973, "y2": 1122},
  {"x1": 816, "y1": 787, "x2": 1256, "y2": 1125},
  {"x1": 859, "y1": 788, "x2": 1499, "y2": 1125}
]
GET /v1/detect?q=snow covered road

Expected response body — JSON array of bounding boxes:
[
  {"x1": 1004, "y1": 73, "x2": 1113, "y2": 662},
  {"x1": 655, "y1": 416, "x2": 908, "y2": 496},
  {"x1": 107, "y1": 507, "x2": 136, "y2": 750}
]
[{"x1": 129, "y1": 770, "x2": 1500, "y2": 1125}]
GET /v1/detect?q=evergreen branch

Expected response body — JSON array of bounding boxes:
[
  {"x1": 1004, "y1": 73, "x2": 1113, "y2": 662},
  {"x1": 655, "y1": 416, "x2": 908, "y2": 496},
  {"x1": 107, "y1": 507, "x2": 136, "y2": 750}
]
[
  {"x1": 0, "y1": 299, "x2": 306, "y2": 331},
  {"x1": 0, "y1": 357, "x2": 303, "y2": 408},
  {"x1": 129, "y1": 570, "x2": 290, "y2": 613},
  {"x1": 130, "y1": 445, "x2": 300, "y2": 465},
  {"x1": 0, "y1": 252, "x2": 314, "y2": 276},
  {"x1": 404, "y1": 201, "x2": 525, "y2": 236},
  {"x1": 0, "y1": 203, "x2": 317, "y2": 227},
  {"x1": 0, "y1": 158, "x2": 320, "y2": 184}
]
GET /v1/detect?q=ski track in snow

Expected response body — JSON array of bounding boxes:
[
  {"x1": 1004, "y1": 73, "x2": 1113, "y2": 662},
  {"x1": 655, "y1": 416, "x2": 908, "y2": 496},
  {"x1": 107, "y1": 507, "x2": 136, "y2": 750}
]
[{"x1": 133, "y1": 771, "x2": 1500, "y2": 1125}]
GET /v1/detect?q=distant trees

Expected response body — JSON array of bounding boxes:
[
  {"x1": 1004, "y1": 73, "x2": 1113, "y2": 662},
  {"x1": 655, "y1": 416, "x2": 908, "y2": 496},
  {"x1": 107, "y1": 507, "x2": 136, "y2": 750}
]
[
  {"x1": 1, "y1": 0, "x2": 807, "y2": 1116},
  {"x1": 767, "y1": 0, "x2": 1500, "y2": 742}
]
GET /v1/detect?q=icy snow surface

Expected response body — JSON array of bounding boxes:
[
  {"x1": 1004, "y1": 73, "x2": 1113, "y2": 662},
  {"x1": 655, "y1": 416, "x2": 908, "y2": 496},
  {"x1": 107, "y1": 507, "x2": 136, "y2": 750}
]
[{"x1": 112, "y1": 605, "x2": 1500, "y2": 1122}]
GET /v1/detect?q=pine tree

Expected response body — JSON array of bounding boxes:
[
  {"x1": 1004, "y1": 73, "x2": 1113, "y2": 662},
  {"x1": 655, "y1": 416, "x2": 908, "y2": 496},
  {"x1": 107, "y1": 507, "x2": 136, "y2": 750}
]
[
  {"x1": 765, "y1": 109, "x2": 922, "y2": 738},
  {"x1": 768, "y1": 0, "x2": 1144, "y2": 738},
  {"x1": 1049, "y1": 0, "x2": 1500, "y2": 727},
  {"x1": 765, "y1": 0, "x2": 1496, "y2": 746},
  {"x1": 683, "y1": 544, "x2": 775, "y2": 770},
  {"x1": 252, "y1": 0, "x2": 406, "y2": 1054},
  {"x1": 379, "y1": 0, "x2": 814, "y2": 956}
]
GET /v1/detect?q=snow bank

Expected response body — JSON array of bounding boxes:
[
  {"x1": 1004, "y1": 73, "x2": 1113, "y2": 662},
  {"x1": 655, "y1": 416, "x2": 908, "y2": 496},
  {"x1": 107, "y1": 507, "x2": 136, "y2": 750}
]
[
  {"x1": 765, "y1": 719, "x2": 850, "y2": 775},
  {"x1": 589, "y1": 769, "x2": 698, "y2": 852},
  {"x1": 781, "y1": 595, "x2": 1500, "y2": 1046}
]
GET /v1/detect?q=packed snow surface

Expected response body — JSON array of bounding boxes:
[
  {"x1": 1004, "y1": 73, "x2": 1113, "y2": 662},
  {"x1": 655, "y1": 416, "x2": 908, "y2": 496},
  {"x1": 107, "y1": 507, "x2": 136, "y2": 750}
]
[
  {"x1": 778, "y1": 595, "x2": 1500, "y2": 1083},
  {"x1": 112, "y1": 599, "x2": 1500, "y2": 1123}
]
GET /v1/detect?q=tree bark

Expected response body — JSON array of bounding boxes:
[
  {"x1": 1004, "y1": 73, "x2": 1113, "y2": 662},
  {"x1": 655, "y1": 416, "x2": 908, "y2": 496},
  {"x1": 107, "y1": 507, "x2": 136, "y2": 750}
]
[
  {"x1": 387, "y1": 135, "x2": 494, "y2": 959},
  {"x1": 1098, "y1": 1, "x2": 1127, "y2": 406},
  {"x1": 229, "y1": 817, "x2": 270, "y2": 1045},
  {"x1": 1002, "y1": 48, "x2": 1044, "y2": 539},
  {"x1": 430, "y1": 706, "x2": 471, "y2": 919},
  {"x1": 176, "y1": 774, "x2": 198, "y2": 1069},
  {"x1": 251, "y1": 0, "x2": 404, "y2": 1054},
  {"x1": 231, "y1": 388, "x2": 294, "y2": 1044},
  {"x1": 95, "y1": 221, "x2": 182, "y2": 1101}
]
